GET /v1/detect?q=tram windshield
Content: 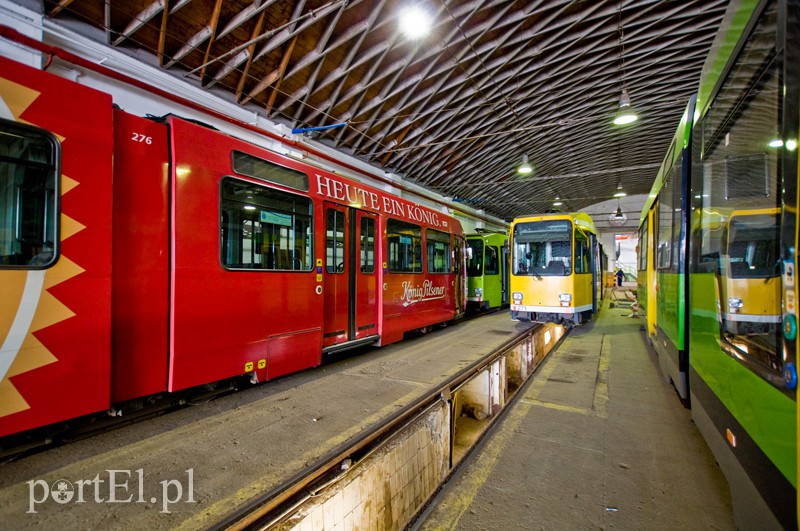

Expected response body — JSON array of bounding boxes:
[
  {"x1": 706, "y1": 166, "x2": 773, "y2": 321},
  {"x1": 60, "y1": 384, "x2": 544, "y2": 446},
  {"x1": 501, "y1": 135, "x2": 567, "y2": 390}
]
[
  {"x1": 466, "y1": 238, "x2": 484, "y2": 276},
  {"x1": 726, "y1": 213, "x2": 779, "y2": 278},
  {"x1": 513, "y1": 220, "x2": 572, "y2": 276}
]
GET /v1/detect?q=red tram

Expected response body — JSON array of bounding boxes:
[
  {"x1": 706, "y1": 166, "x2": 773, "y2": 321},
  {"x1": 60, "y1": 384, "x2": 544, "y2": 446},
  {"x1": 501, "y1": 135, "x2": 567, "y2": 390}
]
[{"x1": 0, "y1": 57, "x2": 467, "y2": 439}]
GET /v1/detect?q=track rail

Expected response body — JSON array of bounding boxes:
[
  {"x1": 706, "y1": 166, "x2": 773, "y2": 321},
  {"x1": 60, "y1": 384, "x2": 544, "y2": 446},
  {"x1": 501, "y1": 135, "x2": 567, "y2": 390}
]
[{"x1": 213, "y1": 322, "x2": 564, "y2": 530}]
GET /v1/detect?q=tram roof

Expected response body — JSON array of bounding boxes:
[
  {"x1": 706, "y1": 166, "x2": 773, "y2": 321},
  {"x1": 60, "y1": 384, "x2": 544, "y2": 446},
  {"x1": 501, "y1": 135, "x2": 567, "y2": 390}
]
[{"x1": 510, "y1": 212, "x2": 597, "y2": 234}]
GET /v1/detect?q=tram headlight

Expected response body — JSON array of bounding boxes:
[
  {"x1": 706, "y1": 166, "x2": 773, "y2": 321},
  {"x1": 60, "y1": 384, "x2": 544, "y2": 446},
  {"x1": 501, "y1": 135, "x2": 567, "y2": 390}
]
[
  {"x1": 512, "y1": 292, "x2": 523, "y2": 302},
  {"x1": 728, "y1": 297, "x2": 743, "y2": 313},
  {"x1": 559, "y1": 293, "x2": 572, "y2": 306},
  {"x1": 474, "y1": 288, "x2": 483, "y2": 297}
]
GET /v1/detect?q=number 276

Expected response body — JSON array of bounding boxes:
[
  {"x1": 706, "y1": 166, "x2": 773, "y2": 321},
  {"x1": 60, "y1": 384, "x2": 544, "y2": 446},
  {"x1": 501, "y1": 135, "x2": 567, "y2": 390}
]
[{"x1": 131, "y1": 133, "x2": 153, "y2": 145}]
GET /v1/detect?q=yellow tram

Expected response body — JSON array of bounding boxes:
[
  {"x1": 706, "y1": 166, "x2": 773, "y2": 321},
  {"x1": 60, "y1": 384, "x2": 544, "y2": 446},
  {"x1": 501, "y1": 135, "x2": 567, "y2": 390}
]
[{"x1": 509, "y1": 212, "x2": 605, "y2": 326}]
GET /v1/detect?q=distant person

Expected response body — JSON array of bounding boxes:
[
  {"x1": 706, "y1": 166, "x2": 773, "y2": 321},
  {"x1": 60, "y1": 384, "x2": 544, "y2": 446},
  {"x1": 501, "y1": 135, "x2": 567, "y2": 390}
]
[{"x1": 615, "y1": 268, "x2": 624, "y2": 287}]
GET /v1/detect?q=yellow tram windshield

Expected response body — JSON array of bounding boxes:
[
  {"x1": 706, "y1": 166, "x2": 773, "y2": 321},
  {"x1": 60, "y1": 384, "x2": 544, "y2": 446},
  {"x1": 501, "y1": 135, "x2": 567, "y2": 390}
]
[
  {"x1": 727, "y1": 212, "x2": 780, "y2": 279},
  {"x1": 512, "y1": 219, "x2": 572, "y2": 276}
]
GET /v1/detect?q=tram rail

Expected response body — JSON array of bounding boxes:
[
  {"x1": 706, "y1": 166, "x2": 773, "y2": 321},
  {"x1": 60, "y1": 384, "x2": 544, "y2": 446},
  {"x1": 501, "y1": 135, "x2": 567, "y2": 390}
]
[{"x1": 215, "y1": 322, "x2": 566, "y2": 530}]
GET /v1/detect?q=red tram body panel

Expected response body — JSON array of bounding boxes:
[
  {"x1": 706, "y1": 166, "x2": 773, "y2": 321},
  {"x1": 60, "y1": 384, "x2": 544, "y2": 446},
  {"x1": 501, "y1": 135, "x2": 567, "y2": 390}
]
[
  {"x1": 0, "y1": 56, "x2": 466, "y2": 439},
  {"x1": 111, "y1": 110, "x2": 171, "y2": 402},
  {"x1": 168, "y1": 117, "x2": 325, "y2": 390}
]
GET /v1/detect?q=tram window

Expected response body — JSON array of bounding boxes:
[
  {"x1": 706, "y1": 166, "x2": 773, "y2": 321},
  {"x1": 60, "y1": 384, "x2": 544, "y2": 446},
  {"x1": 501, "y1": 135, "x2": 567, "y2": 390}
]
[
  {"x1": 637, "y1": 223, "x2": 648, "y2": 271},
  {"x1": 724, "y1": 153, "x2": 768, "y2": 200},
  {"x1": 387, "y1": 218, "x2": 421, "y2": 273},
  {"x1": 485, "y1": 246, "x2": 499, "y2": 275},
  {"x1": 466, "y1": 238, "x2": 484, "y2": 276},
  {"x1": 360, "y1": 217, "x2": 375, "y2": 273},
  {"x1": 220, "y1": 177, "x2": 312, "y2": 271},
  {"x1": 452, "y1": 236, "x2": 462, "y2": 274},
  {"x1": 693, "y1": 2, "x2": 783, "y2": 387},
  {"x1": 232, "y1": 150, "x2": 309, "y2": 192},
  {"x1": 426, "y1": 229, "x2": 451, "y2": 273},
  {"x1": 726, "y1": 213, "x2": 779, "y2": 278},
  {"x1": 657, "y1": 173, "x2": 674, "y2": 270},
  {"x1": 326, "y1": 209, "x2": 345, "y2": 273},
  {"x1": 670, "y1": 154, "x2": 684, "y2": 270},
  {"x1": 574, "y1": 231, "x2": 590, "y2": 274},
  {"x1": 513, "y1": 220, "x2": 571, "y2": 276},
  {"x1": 0, "y1": 120, "x2": 59, "y2": 269}
]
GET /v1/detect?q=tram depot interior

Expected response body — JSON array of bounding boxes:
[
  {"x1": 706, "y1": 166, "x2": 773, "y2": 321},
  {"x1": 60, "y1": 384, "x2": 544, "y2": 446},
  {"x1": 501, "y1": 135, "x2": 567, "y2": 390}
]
[{"x1": 0, "y1": 1, "x2": 796, "y2": 530}]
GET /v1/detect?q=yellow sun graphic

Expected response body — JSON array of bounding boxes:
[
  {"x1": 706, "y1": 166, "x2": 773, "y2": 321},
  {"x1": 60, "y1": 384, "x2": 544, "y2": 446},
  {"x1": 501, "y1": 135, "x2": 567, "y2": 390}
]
[{"x1": 0, "y1": 77, "x2": 85, "y2": 419}]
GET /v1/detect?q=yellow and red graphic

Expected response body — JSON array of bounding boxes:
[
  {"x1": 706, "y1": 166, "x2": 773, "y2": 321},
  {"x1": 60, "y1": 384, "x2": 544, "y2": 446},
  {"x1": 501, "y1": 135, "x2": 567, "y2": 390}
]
[
  {"x1": 0, "y1": 77, "x2": 85, "y2": 419},
  {"x1": 0, "y1": 58, "x2": 113, "y2": 437}
]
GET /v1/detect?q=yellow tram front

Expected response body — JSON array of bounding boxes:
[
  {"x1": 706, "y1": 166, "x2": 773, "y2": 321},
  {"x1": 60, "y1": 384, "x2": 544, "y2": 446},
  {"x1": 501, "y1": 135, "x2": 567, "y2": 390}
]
[
  {"x1": 509, "y1": 213, "x2": 599, "y2": 326},
  {"x1": 718, "y1": 207, "x2": 781, "y2": 338}
]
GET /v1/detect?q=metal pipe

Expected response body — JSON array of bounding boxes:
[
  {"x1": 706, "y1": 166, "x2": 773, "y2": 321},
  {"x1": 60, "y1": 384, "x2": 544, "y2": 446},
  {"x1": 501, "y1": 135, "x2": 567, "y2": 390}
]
[{"x1": 291, "y1": 122, "x2": 347, "y2": 134}]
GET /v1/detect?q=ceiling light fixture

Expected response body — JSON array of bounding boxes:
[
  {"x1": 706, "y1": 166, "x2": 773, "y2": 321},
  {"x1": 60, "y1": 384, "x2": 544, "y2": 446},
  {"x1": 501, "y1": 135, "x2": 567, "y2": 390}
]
[
  {"x1": 613, "y1": 181, "x2": 627, "y2": 197},
  {"x1": 399, "y1": 5, "x2": 433, "y2": 40},
  {"x1": 553, "y1": 196, "x2": 563, "y2": 206},
  {"x1": 613, "y1": 10, "x2": 637, "y2": 126},
  {"x1": 517, "y1": 154, "x2": 533, "y2": 174},
  {"x1": 613, "y1": 88, "x2": 638, "y2": 125},
  {"x1": 608, "y1": 201, "x2": 628, "y2": 227}
]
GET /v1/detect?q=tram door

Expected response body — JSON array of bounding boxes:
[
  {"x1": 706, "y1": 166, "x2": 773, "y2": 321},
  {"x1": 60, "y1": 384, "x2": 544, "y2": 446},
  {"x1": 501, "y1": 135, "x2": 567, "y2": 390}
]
[
  {"x1": 453, "y1": 235, "x2": 467, "y2": 317},
  {"x1": 323, "y1": 204, "x2": 378, "y2": 348},
  {"x1": 646, "y1": 205, "x2": 657, "y2": 337},
  {"x1": 590, "y1": 234, "x2": 599, "y2": 313}
]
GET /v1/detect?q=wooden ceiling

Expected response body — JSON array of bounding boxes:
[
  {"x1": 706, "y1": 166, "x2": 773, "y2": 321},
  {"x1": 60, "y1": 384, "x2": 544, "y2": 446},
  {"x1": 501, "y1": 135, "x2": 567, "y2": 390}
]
[{"x1": 42, "y1": 0, "x2": 728, "y2": 222}]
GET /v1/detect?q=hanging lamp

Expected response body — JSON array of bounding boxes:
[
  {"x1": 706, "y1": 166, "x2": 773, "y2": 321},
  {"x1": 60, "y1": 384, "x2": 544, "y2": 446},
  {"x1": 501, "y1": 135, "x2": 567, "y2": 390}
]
[{"x1": 517, "y1": 154, "x2": 533, "y2": 174}]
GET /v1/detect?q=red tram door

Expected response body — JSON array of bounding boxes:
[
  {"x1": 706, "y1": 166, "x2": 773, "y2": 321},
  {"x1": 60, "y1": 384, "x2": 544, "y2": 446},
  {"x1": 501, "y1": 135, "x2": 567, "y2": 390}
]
[
  {"x1": 453, "y1": 235, "x2": 467, "y2": 317},
  {"x1": 323, "y1": 204, "x2": 378, "y2": 349}
]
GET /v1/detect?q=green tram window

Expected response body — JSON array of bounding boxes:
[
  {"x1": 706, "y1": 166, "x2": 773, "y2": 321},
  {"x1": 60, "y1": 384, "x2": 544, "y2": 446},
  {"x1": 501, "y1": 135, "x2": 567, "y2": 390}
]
[
  {"x1": 656, "y1": 172, "x2": 674, "y2": 270},
  {"x1": 220, "y1": 177, "x2": 312, "y2": 271},
  {"x1": 0, "y1": 120, "x2": 59, "y2": 269},
  {"x1": 466, "y1": 238, "x2": 484, "y2": 276},
  {"x1": 485, "y1": 246, "x2": 499, "y2": 275},
  {"x1": 637, "y1": 223, "x2": 648, "y2": 271}
]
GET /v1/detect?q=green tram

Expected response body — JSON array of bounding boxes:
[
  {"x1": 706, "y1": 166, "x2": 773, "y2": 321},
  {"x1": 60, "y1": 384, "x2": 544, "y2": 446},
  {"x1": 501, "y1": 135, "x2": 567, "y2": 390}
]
[
  {"x1": 465, "y1": 230, "x2": 509, "y2": 311},
  {"x1": 637, "y1": 96, "x2": 696, "y2": 402},
  {"x1": 637, "y1": 1, "x2": 798, "y2": 527}
]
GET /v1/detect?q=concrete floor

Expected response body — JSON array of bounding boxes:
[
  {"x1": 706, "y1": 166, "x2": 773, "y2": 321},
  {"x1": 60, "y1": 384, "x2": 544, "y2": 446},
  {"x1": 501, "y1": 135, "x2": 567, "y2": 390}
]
[
  {"x1": 420, "y1": 290, "x2": 735, "y2": 530},
  {"x1": 0, "y1": 312, "x2": 533, "y2": 530}
]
